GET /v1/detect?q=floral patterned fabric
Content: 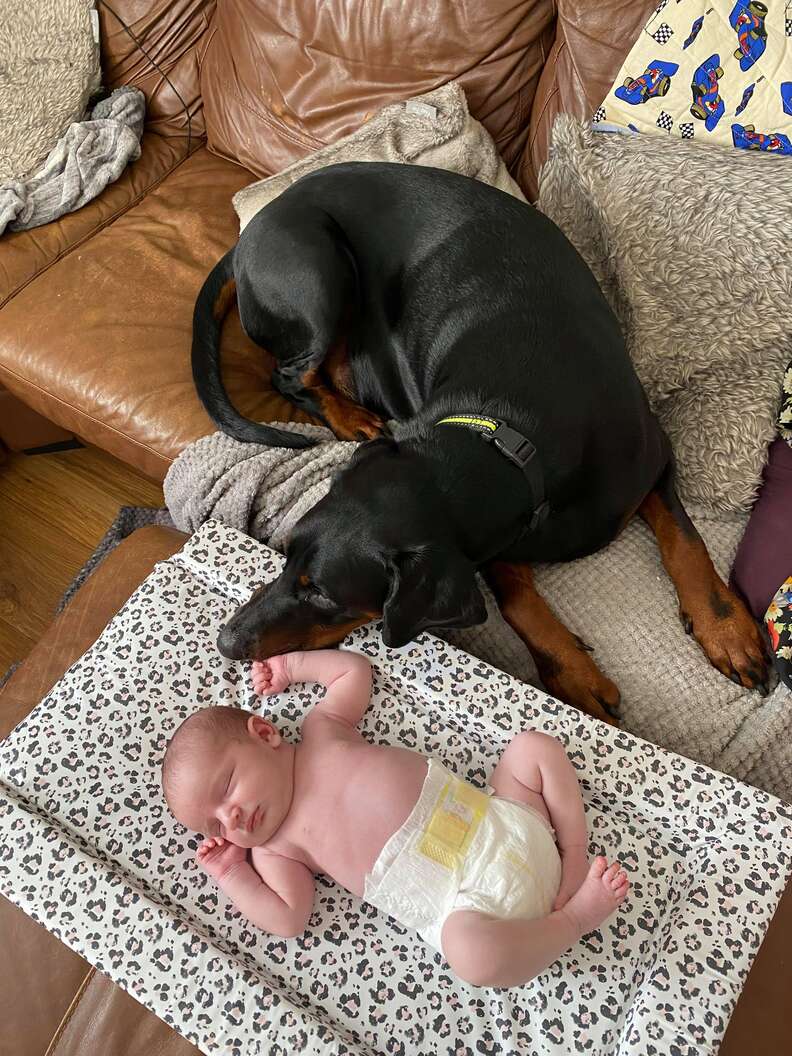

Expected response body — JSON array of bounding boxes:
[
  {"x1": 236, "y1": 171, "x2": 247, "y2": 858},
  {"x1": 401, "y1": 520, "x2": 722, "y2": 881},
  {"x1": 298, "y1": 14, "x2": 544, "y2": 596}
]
[
  {"x1": 0, "y1": 520, "x2": 791, "y2": 1056},
  {"x1": 766, "y1": 577, "x2": 792, "y2": 687},
  {"x1": 779, "y1": 360, "x2": 792, "y2": 446}
]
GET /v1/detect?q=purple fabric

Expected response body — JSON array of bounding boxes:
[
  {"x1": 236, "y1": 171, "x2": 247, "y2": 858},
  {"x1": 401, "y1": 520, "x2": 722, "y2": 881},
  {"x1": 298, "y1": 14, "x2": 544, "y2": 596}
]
[{"x1": 730, "y1": 438, "x2": 792, "y2": 619}]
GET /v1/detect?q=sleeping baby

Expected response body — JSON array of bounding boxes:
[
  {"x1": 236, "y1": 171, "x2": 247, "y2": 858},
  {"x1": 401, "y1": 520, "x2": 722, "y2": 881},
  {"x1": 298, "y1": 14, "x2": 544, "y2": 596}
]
[{"x1": 162, "y1": 648, "x2": 628, "y2": 987}]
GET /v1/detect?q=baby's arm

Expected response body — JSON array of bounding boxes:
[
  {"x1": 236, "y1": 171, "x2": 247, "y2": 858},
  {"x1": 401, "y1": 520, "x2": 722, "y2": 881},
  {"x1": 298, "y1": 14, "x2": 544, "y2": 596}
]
[
  {"x1": 253, "y1": 649, "x2": 373, "y2": 728},
  {"x1": 197, "y1": 837, "x2": 315, "y2": 938}
]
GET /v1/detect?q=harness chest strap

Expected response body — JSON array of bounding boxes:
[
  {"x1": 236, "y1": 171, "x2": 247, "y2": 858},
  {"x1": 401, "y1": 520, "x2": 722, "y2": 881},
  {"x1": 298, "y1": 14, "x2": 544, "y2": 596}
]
[{"x1": 434, "y1": 414, "x2": 550, "y2": 532}]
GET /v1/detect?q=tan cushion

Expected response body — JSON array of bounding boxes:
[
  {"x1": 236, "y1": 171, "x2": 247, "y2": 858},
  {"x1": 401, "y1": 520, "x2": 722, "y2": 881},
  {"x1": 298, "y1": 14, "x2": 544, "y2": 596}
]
[
  {"x1": 199, "y1": 0, "x2": 556, "y2": 192},
  {"x1": 0, "y1": 148, "x2": 314, "y2": 481},
  {"x1": 0, "y1": 896, "x2": 91, "y2": 1056},
  {"x1": 46, "y1": 970, "x2": 201, "y2": 1056},
  {"x1": 0, "y1": 0, "x2": 100, "y2": 183}
]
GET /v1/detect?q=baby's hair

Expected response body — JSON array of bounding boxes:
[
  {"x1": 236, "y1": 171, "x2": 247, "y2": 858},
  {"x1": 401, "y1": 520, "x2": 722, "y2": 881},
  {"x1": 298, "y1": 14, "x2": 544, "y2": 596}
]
[{"x1": 161, "y1": 706, "x2": 253, "y2": 813}]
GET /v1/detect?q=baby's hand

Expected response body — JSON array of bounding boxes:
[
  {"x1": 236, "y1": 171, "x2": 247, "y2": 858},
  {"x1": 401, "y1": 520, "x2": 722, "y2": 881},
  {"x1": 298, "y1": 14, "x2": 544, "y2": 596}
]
[
  {"x1": 196, "y1": 836, "x2": 247, "y2": 881},
  {"x1": 252, "y1": 656, "x2": 291, "y2": 696}
]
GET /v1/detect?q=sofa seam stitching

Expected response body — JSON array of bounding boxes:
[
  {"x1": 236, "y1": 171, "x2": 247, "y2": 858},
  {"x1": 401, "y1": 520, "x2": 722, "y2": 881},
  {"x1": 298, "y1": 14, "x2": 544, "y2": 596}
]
[{"x1": 43, "y1": 968, "x2": 97, "y2": 1056}]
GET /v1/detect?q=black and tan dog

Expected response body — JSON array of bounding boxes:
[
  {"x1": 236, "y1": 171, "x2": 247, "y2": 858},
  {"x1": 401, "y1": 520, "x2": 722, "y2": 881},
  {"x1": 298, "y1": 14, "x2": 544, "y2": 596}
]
[{"x1": 192, "y1": 162, "x2": 767, "y2": 723}]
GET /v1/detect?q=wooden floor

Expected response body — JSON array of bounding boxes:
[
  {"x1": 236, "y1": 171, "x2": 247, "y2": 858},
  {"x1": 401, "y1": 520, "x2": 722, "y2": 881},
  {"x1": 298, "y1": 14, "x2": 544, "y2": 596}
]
[{"x1": 0, "y1": 444, "x2": 163, "y2": 673}]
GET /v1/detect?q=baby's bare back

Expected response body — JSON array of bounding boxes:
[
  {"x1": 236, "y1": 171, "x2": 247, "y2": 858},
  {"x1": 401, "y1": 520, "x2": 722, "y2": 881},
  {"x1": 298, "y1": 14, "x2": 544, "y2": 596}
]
[{"x1": 272, "y1": 723, "x2": 428, "y2": 896}]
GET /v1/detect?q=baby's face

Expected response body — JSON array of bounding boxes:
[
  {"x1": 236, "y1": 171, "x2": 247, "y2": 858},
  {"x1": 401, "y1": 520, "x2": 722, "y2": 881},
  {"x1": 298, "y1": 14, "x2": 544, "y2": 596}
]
[{"x1": 171, "y1": 717, "x2": 293, "y2": 848}]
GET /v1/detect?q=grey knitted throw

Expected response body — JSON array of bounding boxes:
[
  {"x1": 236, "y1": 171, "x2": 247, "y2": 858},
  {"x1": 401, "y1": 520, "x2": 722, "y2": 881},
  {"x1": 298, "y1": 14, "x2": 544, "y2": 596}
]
[
  {"x1": 165, "y1": 424, "x2": 791, "y2": 802},
  {"x1": 0, "y1": 87, "x2": 145, "y2": 235}
]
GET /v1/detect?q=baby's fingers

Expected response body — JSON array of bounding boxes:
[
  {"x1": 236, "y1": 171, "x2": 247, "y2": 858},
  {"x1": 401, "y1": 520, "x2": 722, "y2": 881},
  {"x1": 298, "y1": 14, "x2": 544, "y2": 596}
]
[{"x1": 197, "y1": 836, "x2": 223, "y2": 855}]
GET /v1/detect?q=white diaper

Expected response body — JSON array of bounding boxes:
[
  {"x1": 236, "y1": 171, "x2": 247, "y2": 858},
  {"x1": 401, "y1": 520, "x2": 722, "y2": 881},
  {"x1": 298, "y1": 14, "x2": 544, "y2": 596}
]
[{"x1": 363, "y1": 758, "x2": 562, "y2": 952}]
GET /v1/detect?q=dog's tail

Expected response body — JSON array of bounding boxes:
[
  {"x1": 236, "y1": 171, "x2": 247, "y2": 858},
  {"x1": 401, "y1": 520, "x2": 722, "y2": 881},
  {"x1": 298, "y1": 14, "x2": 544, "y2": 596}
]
[{"x1": 191, "y1": 249, "x2": 317, "y2": 449}]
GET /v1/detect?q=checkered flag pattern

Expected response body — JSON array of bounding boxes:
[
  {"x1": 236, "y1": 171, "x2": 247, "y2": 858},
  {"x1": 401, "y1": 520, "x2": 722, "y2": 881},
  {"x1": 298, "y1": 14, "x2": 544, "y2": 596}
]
[
  {"x1": 679, "y1": 122, "x2": 694, "y2": 139},
  {"x1": 787, "y1": 18, "x2": 792, "y2": 35},
  {"x1": 656, "y1": 111, "x2": 674, "y2": 133},
  {"x1": 653, "y1": 0, "x2": 669, "y2": 12},
  {"x1": 651, "y1": 22, "x2": 674, "y2": 44},
  {"x1": 593, "y1": 106, "x2": 606, "y2": 123}
]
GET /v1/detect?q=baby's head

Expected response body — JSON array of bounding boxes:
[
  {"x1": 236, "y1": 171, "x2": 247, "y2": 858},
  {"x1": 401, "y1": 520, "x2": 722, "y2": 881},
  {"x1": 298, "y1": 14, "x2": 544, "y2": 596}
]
[{"x1": 162, "y1": 706, "x2": 294, "y2": 848}]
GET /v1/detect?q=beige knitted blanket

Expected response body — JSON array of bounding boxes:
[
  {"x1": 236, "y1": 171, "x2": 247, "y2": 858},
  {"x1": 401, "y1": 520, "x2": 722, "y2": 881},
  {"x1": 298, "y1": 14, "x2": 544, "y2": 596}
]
[{"x1": 164, "y1": 424, "x2": 791, "y2": 802}]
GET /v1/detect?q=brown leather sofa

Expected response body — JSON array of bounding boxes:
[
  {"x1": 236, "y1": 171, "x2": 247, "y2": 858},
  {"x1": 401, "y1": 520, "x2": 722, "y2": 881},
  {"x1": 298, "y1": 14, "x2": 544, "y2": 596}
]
[{"x1": 1, "y1": 2, "x2": 789, "y2": 1052}]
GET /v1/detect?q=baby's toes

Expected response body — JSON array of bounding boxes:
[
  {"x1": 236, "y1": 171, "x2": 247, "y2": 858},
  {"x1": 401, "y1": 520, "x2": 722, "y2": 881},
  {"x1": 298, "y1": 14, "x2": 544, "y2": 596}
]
[
  {"x1": 602, "y1": 861, "x2": 621, "y2": 887},
  {"x1": 590, "y1": 856, "x2": 608, "y2": 880},
  {"x1": 613, "y1": 880, "x2": 630, "y2": 905}
]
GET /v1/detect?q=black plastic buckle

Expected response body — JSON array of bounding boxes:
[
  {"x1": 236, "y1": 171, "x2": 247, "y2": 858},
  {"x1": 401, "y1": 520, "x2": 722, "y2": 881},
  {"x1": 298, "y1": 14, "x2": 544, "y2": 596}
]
[
  {"x1": 528, "y1": 500, "x2": 550, "y2": 531},
  {"x1": 485, "y1": 422, "x2": 537, "y2": 471}
]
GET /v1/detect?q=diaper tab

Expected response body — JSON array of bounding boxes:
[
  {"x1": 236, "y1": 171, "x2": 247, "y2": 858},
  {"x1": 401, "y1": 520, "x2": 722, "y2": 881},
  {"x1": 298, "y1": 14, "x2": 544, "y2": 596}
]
[{"x1": 418, "y1": 778, "x2": 489, "y2": 871}]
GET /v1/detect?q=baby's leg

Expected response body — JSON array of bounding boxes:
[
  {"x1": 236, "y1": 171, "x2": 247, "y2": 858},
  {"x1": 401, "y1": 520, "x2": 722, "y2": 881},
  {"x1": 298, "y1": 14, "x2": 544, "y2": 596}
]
[
  {"x1": 490, "y1": 731, "x2": 589, "y2": 909},
  {"x1": 441, "y1": 857, "x2": 628, "y2": 988}
]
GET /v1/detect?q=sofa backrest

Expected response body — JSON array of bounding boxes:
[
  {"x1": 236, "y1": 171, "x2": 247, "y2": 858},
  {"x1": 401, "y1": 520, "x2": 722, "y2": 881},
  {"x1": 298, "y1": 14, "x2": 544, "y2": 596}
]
[
  {"x1": 94, "y1": 0, "x2": 656, "y2": 194},
  {"x1": 98, "y1": 0, "x2": 216, "y2": 139},
  {"x1": 197, "y1": 0, "x2": 556, "y2": 182}
]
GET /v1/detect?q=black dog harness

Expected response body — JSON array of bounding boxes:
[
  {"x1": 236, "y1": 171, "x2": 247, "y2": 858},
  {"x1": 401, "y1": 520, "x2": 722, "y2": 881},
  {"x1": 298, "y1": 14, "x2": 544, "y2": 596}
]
[{"x1": 435, "y1": 414, "x2": 550, "y2": 532}]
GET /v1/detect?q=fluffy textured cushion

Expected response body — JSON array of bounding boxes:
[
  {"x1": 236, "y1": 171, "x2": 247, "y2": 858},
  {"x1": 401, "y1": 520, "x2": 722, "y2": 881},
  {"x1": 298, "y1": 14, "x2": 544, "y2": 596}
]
[
  {"x1": 0, "y1": 0, "x2": 100, "y2": 182},
  {"x1": 537, "y1": 117, "x2": 791, "y2": 513}
]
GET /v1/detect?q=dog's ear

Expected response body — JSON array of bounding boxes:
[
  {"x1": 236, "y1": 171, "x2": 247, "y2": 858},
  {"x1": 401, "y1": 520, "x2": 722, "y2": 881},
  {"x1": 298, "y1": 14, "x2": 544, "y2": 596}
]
[{"x1": 381, "y1": 545, "x2": 487, "y2": 649}]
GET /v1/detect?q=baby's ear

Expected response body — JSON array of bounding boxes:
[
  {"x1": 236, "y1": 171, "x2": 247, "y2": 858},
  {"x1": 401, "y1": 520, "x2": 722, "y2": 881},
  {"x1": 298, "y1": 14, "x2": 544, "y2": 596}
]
[{"x1": 247, "y1": 714, "x2": 281, "y2": 746}]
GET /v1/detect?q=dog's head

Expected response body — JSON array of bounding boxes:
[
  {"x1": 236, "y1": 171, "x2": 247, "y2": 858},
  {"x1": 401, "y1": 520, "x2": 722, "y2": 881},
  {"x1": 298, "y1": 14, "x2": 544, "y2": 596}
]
[{"x1": 216, "y1": 439, "x2": 487, "y2": 660}]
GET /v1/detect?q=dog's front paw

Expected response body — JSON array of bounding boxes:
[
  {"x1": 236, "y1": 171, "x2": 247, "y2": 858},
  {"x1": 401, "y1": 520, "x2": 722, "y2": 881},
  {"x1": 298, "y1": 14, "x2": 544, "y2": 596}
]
[
  {"x1": 539, "y1": 647, "x2": 621, "y2": 726},
  {"x1": 681, "y1": 580, "x2": 769, "y2": 693}
]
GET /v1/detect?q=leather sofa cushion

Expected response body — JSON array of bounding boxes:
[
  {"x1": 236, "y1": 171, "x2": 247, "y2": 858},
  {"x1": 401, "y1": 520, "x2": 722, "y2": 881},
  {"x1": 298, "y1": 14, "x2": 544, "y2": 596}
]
[
  {"x1": 0, "y1": 897, "x2": 91, "y2": 1056},
  {"x1": 0, "y1": 148, "x2": 314, "y2": 480},
  {"x1": 0, "y1": 134, "x2": 193, "y2": 309},
  {"x1": 199, "y1": 0, "x2": 556, "y2": 191},
  {"x1": 44, "y1": 969, "x2": 201, "y2": 1056}
]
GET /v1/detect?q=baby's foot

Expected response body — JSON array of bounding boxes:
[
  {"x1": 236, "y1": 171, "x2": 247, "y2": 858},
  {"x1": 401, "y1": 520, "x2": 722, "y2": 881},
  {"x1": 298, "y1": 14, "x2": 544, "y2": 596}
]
[
  {"x1": 251, "y1": 656, "x2": 291, "y2": 696},
  {"x1": 560, "y1": 856, "x2": 629, "y2": 935}
]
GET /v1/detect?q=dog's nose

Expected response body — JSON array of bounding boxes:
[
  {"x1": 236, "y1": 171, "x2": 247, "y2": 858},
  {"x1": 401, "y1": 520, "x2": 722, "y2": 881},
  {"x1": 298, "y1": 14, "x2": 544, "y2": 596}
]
[{"x1": 217, "y1": 623, "x2": 245, "y2": 659}]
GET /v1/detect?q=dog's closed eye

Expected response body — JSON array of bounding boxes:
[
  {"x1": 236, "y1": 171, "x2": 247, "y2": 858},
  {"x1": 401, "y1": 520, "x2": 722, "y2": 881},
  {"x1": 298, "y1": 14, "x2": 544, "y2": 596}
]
[{"x1": 299, "y1": 577, "x2": 337, "y2": 610}]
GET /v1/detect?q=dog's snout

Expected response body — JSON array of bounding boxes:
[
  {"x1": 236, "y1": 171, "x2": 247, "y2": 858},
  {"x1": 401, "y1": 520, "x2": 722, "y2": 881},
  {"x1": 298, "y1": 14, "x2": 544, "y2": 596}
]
[{"x1": 217, "y1": 623, "x2": 246, "y2": 659}]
